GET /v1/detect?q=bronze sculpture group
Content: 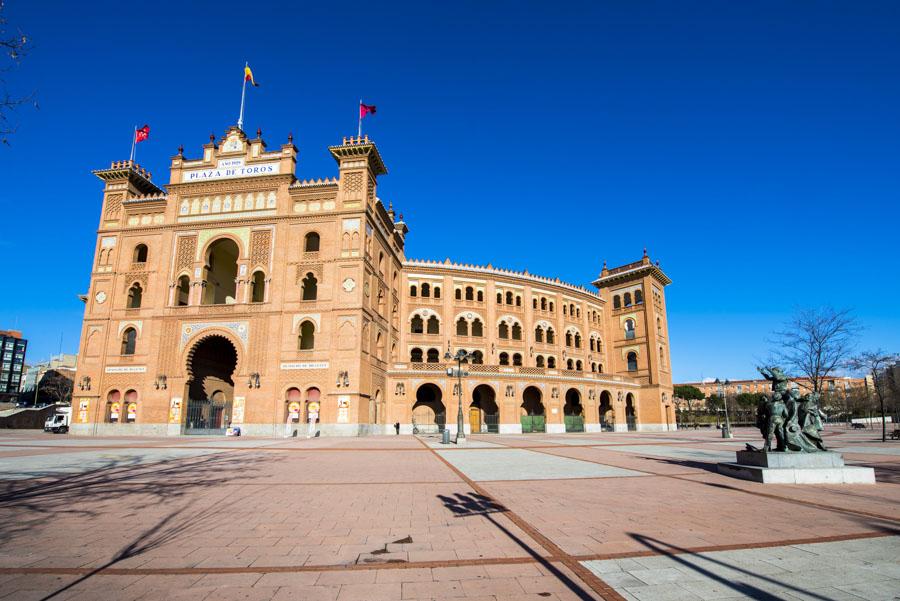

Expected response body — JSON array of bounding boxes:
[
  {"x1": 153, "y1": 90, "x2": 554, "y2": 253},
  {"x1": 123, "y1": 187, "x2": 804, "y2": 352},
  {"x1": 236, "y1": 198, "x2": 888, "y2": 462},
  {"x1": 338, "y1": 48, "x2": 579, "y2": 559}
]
[{"x1": 753, "y1": 366, "x2": 828, "y2": 453}]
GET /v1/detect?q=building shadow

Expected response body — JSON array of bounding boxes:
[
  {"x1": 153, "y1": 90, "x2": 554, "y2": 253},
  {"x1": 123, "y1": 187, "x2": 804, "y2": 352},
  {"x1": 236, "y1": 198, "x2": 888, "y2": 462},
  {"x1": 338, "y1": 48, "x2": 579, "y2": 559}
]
[
  {"x1": 627, "y1": 533, "x2": 843, "y2": 601},
  {"x1": 437, "y1": 492, "x2": 595, "y2": 601}
]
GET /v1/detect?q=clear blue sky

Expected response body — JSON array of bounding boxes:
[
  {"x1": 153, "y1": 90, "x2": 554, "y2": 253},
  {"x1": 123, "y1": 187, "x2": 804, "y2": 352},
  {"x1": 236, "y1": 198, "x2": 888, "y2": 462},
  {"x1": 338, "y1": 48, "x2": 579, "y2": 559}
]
[{"x1": 1, "y1": 1, "x2": 898, "y2": 381}]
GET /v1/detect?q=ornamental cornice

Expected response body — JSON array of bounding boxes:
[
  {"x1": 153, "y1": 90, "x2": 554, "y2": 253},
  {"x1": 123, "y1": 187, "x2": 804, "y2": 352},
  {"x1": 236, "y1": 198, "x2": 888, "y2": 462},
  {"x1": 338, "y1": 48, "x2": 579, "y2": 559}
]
[
  {"x1": 593, "y1": 264, "x2": 672, "y2": 287},
  {"x1": 167, "y1": 173, "x2": 294, "y2": 194}
]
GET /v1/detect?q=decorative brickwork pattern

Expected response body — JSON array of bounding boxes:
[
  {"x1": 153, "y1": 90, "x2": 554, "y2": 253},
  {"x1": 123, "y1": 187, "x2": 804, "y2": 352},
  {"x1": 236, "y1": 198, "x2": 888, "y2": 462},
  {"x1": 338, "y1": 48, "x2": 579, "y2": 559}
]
[
  {"x1": 249, "y1": 229, "x2": 272, "y2": 269},
  {"x1": 175, "y1": 236, "x2": 197, "y2": 273}
]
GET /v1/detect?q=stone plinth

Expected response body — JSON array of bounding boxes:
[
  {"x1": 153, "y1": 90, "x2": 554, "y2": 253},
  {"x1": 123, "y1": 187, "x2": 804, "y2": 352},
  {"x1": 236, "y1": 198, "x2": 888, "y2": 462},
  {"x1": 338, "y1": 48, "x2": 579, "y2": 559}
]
[{"x1": 718, "y1": 451, "x2": 876, "y2": 484}]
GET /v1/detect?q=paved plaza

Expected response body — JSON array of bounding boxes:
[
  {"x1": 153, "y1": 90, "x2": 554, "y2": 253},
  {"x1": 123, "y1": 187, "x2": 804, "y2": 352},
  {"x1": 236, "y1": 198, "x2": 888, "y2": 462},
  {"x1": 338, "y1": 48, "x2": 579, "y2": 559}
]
[{"x1": 0, "y1": 427, "x2": 897, "y2": 600}]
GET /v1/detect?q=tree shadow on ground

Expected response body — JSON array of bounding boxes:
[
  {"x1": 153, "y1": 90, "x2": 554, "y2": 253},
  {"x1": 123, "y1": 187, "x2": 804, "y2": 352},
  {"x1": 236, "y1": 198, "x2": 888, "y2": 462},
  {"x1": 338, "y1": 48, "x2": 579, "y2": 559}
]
[
  {"x1": 0, "y1": 451, "x2": 267, "y2": 541},
  {"x1": 437, "y1": 492, "x2": 595, "y2": 601},
  {"x1": 627, "y1": 533, "x2": 836, "y2": 601}
]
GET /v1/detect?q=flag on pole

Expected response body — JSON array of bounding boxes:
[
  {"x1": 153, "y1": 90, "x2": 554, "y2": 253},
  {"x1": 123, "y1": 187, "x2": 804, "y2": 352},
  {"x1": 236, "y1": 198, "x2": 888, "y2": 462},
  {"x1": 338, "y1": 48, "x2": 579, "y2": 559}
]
[
  {"x1": 359, "y1": 102, "x2": 376, "y2": 119},
  {"x1": 244, "y1": 64, "x2": 260, "y2": 87},
  {"x1": 134, "y1": 124, "x2": 150, "y2": 143}
]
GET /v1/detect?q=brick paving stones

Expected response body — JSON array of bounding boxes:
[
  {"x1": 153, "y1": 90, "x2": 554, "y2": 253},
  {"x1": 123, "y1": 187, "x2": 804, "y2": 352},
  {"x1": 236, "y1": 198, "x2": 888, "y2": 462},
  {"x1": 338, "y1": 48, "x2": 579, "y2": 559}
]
[{"x1": 0, "y1": 426, "x2": 898, "y2": 600}]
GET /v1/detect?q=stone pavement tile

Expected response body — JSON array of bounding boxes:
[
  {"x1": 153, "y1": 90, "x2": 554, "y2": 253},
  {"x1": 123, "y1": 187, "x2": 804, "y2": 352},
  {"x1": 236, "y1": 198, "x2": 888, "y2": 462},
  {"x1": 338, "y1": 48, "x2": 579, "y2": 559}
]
[
  {"x1": 315, "y1": 569, "x2": 377, "y2": 586},
  {"x1": 516, "y1": 574, "x2": 577, "y2": 593},
  {"x1": 597, "y1": 571, "x2": 650, "y2": 589},
  {"x1": 436, "y1": 448, "x2": 646, "y2": 481},
  {"x1": 676, "y1": 579, "x2": 772, "y2": 600},
  {"x1": 374, "y1": 567, "x2": 434, "y2": 583},
  {"x1": 255, "y1": 571, "x2": 322, "y2": 587},
  {"x1": 200, "y1": 585, "x2": 281, "y2": 600},
  {"x1": 270, "y1": 584, "x2": 341, "y2": 600},
  {"x1": 483, "y1": 562, "x2": 543, "y2": 578},
  {"x1": 401, "y1": 579, "x2": 467, "y2": 599},
  {"x1": 432, "y1": 565, "x2": 489, "y2": 581},
  {"x1": 336, "y1": 581, "x2": 401, "y2": 600},
  {"x1": 629, "y1": 567, "x2": 702, "y2": 585},
  {"x1": 623, "y1": 584, "x2": 705, "y2": 601},
  {"x1": 190, "y1": 573, "x2": 261, "y2": 588},
  {"x1": 782, "y1": 587, "x2": 871, "y2": 601},
  {"x1": 460, "y1": 576, "x2": 526, "y2": 597}
]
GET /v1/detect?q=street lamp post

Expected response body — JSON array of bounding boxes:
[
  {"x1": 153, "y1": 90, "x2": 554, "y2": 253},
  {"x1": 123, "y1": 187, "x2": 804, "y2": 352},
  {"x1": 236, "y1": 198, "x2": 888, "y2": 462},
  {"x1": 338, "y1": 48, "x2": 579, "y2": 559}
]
[
  {"x1": 445, "y1": 349, "x2": 473, "y2": 444},
  {"x1": 715, "y1": 377, "x2": 733, "y2": 439}
]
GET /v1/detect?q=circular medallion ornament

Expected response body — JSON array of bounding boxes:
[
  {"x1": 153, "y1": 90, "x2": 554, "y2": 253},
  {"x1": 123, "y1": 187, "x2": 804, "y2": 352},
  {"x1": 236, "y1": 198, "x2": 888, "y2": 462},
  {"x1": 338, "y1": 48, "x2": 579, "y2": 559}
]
[
  {"x1": 95, "y1": 291, "x2": 107, "y2": 304},
  {"x1": 342, "y1": 278, "x2": 356, "y2": 292}
]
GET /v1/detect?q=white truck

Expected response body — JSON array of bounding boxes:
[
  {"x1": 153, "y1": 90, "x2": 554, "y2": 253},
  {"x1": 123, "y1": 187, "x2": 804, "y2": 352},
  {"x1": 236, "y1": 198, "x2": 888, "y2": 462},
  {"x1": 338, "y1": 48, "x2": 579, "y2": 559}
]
[{"x1": 44, "y1": 407, "x2": 71, "y2": 434}]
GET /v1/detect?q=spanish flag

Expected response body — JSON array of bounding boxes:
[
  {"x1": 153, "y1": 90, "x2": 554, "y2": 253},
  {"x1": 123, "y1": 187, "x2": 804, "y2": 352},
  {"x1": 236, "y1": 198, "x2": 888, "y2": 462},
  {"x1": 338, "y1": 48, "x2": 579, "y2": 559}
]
[{"x1": 244, "y1": 64, "x2": 259, "y2": 87}]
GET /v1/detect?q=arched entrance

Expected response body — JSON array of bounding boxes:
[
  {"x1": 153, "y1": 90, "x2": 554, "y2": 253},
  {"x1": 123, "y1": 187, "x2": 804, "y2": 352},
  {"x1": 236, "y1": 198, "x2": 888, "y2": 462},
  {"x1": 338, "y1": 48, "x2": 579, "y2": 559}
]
[
  {"x1": 184, "y1": 335, "x2": 238, "y2": 434},
  {"x1": 471, "y1": 384, "x2": 499, "y2": 434},
  {"x1": 520, "y1": 386, "x2": 545, "y2": 433},
  {"x1": 412, "y1": 383, "x2": 445, "y2": 434},
  {"x1": 625, "y1": 393, "x2": 637, "y2": 431},
  {"x1": 599, "y1": 390, "x2": 614, "y2": 432},
  {"x1": 563, "y1": 388, "x2": 584, "y2": 432}
]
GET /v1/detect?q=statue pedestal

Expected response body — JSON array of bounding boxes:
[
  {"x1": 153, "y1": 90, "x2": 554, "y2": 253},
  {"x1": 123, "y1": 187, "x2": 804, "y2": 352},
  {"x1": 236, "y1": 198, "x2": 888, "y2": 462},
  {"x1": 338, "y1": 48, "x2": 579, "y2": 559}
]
[{"x1": 717, "y1": 451, "x2": 875, "y2": 484}]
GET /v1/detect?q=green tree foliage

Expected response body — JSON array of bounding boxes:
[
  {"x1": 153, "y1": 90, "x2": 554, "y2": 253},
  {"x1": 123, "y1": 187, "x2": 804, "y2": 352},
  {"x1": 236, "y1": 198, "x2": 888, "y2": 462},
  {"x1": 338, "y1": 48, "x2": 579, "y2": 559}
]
[
  {"x1": 734, "y1": 392, "x2": 767, "y2": 409},
  {"x1": 674, "y1": 385, "x2": 704, "y2": 401}
]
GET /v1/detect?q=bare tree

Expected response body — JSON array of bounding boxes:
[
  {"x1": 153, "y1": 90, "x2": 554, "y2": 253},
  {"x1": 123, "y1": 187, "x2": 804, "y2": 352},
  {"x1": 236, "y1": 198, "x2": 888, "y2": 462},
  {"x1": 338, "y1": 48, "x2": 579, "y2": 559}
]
[
  {"x1": 769, "y1": 307, "x2": 861, "y2": 395},
  {"x1": 38, "y1": 369, "x2": 74, "y2": 406},
  {"x1": 0, "y1": 1, "x2": 32, "y2": 144},
  {"x1": 847, "y1": 350, "x2": 899, "y2": 442}
]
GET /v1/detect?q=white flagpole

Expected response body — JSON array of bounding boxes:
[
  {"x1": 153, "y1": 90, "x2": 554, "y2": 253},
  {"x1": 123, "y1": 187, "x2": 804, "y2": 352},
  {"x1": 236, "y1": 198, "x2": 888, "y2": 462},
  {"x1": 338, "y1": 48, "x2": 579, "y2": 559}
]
[
  {"x1": 129, "y1": 125, "x2": 136, "y2": 163},
  {"x1": 358, "y1": 99, "x2": 362, "y2": 138},
  {"x1": 238, "y1": 62, "x2": 248, "y2": 130}
]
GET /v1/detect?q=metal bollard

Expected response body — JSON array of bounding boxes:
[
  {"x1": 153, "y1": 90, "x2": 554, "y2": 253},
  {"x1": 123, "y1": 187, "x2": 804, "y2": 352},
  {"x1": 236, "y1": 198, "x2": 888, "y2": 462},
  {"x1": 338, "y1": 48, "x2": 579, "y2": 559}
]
[{"x1": 442, "y1": 429, "x2": 450, "y2": 444}]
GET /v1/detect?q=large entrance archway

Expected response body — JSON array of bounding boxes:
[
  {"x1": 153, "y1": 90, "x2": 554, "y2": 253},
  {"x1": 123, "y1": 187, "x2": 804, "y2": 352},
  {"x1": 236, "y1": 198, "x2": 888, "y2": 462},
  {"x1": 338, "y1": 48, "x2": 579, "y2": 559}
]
[
  {"x1": 184, "y1": 335, "x2": 238, "y2": 434},
  {"x1": 563, "y1": 388, "x2": 584, "y2": 432},
  {"x1": 202, "y1": 238, "x2": 239, "y2": 305},
  {"x1": 599, "y1": 390, "x2": 614, "y2": 432},
  {"x1": 520, "y1": 386, "x2": 545, "y2": 433},
  {"x1": 412, "y1": 383, "x2": 445, "y2": 434},
  {"x1": 471, "y1": 384, "x2": 499, "y2": 434}
]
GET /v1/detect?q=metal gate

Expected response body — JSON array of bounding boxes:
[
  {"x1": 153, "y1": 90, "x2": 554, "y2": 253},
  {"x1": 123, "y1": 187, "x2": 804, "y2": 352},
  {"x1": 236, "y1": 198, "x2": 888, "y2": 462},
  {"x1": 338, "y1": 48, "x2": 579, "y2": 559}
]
[
  {"x1": 626, "y1": 416, "x2": 637, "y2": 432},
  {"x1": 184, "y1": 397, "x2": 232, "y2": 435},
  {"x1": 483, "y1": 413, "x2": 500, "y2": 434},
  {"x1": 413, "y1": 411, "x2": 446, "y2": 434},
  {"x1": 564, "y1": 415, "x2": 585, "y2": 432},
  {"x1": 520, "y1": 415, "x2": 546, "y2": 433},
  {"x1": 600, "y1": 417, "x2": 615, "y2": 432}
]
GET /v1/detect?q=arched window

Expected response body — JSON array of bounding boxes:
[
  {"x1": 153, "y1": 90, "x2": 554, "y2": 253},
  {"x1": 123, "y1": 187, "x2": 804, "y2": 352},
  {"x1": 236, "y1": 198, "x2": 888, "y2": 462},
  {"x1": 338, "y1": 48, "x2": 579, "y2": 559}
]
[
  {"x1": 426, "y1": 348, "x2": 440, "y2": 363},
  {"x1": 570, "y1": 303, "x2": 575, "y2": 316},
  {"x1": 547, "y1": 356, "x2": 556, "y2": 368},
  {"x1": 503, "y1": 291, "x2": 511, "y2": 305},
  {"x1": 598, "y1": 363, "x2": 603, "y2": 373},
  {"x1": 471, "y1": 350, "x2": 484, "y2": 364},
  {"x1": 657, "y1": 317, "x2": 662, "y2": 335},
  {"x1": 635, "y1": 289, "x2": 643, "y2": 304},
  {"x1": 515, "y1": 295, "x2": 522, "y2": 307},
  {"x1": 251, "y1": 271, "x2": 266, "y2": 303},
  {"x1": 659, "y1": 345, "x2": 665, "y2": 368},
  {"x1": 590, "y1": 338, "x2": 595, "y2": 352},
  {"x1": 549, "y1": 301, "x2": 555, "y2": 312},
  {"x1": 410, "y1": 348, "x2": 423, "y2": 363},
  {"x1": 627, "y1": 351, "x2": 638, "y2": 371},
  {"x1": 613, "y1": 295, "x2": 621, "y2": 309},
  {"x1": 426, "y1": 316, "x2": 440, "y2": 335},
  {"x1": 298, "y1": 321, "x2": 315, "y2": 350},
  {"x1": 304, "y1": 232, "x2": 320, "y2": 252},
  {"x1": 378, "y1": 252, "x2": 385, "y2": 275},
  {"x1": 625, "y1": 319, "x2": 635, "y2": 340},
  {"x1": 477, "y1": 290, "x2": 484, "y2": 302},
  {"x1": 465, "y1": 286, "x2": 474, "y2": 301},
  {"x1": 566, "y1": 359, "x2": 574, "y2": 370},
  {"x1": 411, "y1": 315, "x2": 424, "y2": 334},
  {"x1": 471, "y1": 319, "x2": 483, "y2": 337},
  {"x1": 301, "y1": 273, "x2": 318, "y2": 300},
  {"x1": 499, "y1": 352, "x2": 509, "y2": 366},
  {"x1": 547, "y1": 328, "x2": 555, "y2": 344},
  {"x1": 410, "y1": 285, "x2": 417, "y2": 297},
  {"x1": 591, "y1": 362, "x2": 597, "y2": 372},
  {"x1": 456, "y1": 317, "x2": 468, "y2": 336},
  {"x1": 133, "y1": 244, "x2": 148, "y2": 263},
  {"x1": 540, "y1": 298, "x2": 547, "y2": 310},
  {"x1": 536, "y1": 355, "x2": 545, "y2": 367},
  {"x1": 496, "y1": 292, "x2": 502, "y2": 304},
  {"x1": 202, "y1": 238, "x2": 239, "y2": 305},
  {"x1": 421, "y1": 283, "x2": 431, "y2": 298},
  {"x1": 126, "y1": 283, "x2": 143, "y2": 309},
  {"x1": 596, "y1": 338, "x2": 603, "y2": 353},
  {"x1": 513, "y1": 353, "x2": 522, "y2": 366},
  {"x1": 498, "y1": 322, "x2": 509, "y2": 339},
  {"x1": 624, "y1": 292, "x2": 632, "y2": 307},
  {"x1": 574, "y1": 333, "x2": 581, "y2": 349},
  {"x1": 120, "y1": 327, "x2": 137, "y2": 355},
  {"x1": 106, "y1": 390, "x2": 121, "y2": 423},
  {"x1": 576, "y1": 307, "x2": 581, "y2": 318},
  {"x1": 455, "y1": 288, "x2": 462, "y2": 300},
  {"x1": 512, "y1": 323, "x2": 522, "y2": 340},
  {"x1": 576, "y1": 360, "x2": 583, "y2": 371},
  {"x1": 176, "y1": 275, "x2": 190, "y2": 306},
  {"x1": 434, "y1": 286, "x2": 441, "y2": 299},
  {"x1": 534, "y1": 326, "x2": 544, "y2": 343},
  {"x1": 563, "y1": 305, "x2": 567, "y2": 316},
  {"x1": 532, "y1": 298, "x2": 537, "y2": 309},
  {"x1": 565, "y1": 332, "x2": 573, "y2": 347}
]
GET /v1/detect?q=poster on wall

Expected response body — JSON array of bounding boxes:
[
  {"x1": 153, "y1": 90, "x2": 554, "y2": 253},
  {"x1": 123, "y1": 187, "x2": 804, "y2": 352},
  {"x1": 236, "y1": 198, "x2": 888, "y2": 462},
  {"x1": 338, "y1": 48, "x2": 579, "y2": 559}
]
[
  {"x1": 232, "y1": 397, "x2": 246, "y2": 425},
  {"x1": 109, "y1": 402, "x2": 121, "y2": 422},
  {"x1": 288, "y1": 401, "x2": 301, "y2": 421},
  {"x1": 78, "y1": 399, "x2": 89, "y2": 424},
  {"x1": 169, "y1": 398, "x2": 182, "y2": 423},
  {"x1": 127, "y1": 402, "x2": 138, "y2": 422},
  {"x1": 337, "y1": 396, "x2": 350, "y2": 423}
]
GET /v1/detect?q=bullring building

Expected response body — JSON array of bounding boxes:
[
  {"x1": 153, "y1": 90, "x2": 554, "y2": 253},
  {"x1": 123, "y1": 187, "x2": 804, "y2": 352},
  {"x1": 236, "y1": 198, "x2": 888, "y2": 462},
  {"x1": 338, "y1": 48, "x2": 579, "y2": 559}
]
[{"x1": 72, "y1": 125, "x2": 675, "y2": 436}]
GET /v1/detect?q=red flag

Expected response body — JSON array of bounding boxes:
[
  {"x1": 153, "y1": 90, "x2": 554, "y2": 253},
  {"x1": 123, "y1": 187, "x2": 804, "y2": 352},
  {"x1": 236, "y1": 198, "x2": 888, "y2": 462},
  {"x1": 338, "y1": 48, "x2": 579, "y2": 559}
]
[
  {"x1": 134, "y1": 125, "x2": 150, "y2": 143},
  {"x1": 359, "y1": 103, "x2": 377, "y2": 119}
]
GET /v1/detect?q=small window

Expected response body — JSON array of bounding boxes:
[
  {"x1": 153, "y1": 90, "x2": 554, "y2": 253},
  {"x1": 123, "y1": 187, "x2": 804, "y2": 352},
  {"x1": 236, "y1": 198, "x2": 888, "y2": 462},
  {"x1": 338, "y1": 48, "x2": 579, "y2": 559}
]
[
  {"x1": 476, "y1": 290, "x2": 484, "y2": 302},
  {"x1": 126, "y1": 283, "x2": 143, "y2": 309},
  {"x1": 515, "y1": 295, "x2": 521, "y2": 307},
  {"x1": 624, "y1": 293, "x2": 632, "y2": 307},
  {"x1": 298, "y1": 321, "x2": 315, "y2": 350},
  {"x1": 121, "y1": 328, "x2": 137, "y2": 355},
  {"x1": 251, "y1": 271, "x2": 266, "y2": 303},
  {"x1": 549, "y1": 301, "x2": 555, "y2": 312},
  {"x1": 498, "y1": 322, "x2": 509, "y2": 339},
  {"x1": 613, "y1": 295, "x2": 621, "y2": 309},
  {"x1": 547, "y1": 328, "x2": 555, "y2": 344},
  {"x1": 635, "y1": 289, "x2": 643, "y2": 304},
  {"x1": 567, "y1": 359, "x2": 574, "y2": 370},
  {"x1": 456, "y1": 317, "x2": 468, "y2": 336},
  {"x1": 421, "y1": 283, "x2": 430, "y2": 298},
  {"x1": 455, "y1": 288, "x2": 462, "y2": 300},
  {"x1": 302, "y1": 273, "x2": 318, "y2": 300},
  {"x1": 513, "y1": 353, "x2": 522, "y2": 366},
  {"x1": 410, "y1": 285, "x2": 417, "y2": 297},
  {"x1": 176, "y1": 275, "x2": 190, "y2": 306},
  {"x1": 465, "y1": 286, "x2": 474, "y2": 301},
  {"x1": 304, "y1": 232, "x2": 320, "y2": 252},
  {"x1": 426, "y1": 348, "x2": 440, "y2": 363},
  {"x1": 565, "y1": 332, "x2": 573, "y2": 347},
  {"x1": 512, "y1": 323, "x2": 522, "y2": 340},
  {"x1": 499, "y1": 352, "x2": 509, "y2": 366},
  {"x1": 496, "y1": 292, "x2": 502, "y2": 304},
  {"x1": 471, "y1": 319, "x2": 484, "y2": 337},
  {"x1": 410, "y1": 348, "x2": 423, "y2": 363},
  {"x1": 411, "y1": 315, "x2": 424, "y2": 334},
  {"x1": 434, "y1": 286, "x2": 441, "y2": 299},
  {"x1": 540, "y1": 298, "x2": 547, "y2": 310},
  {"x1": 471, "y1": 350, "x2": 484, "y2": 364},
  {"x1": 534, "y1": 327, "x2": 544, "y2": 343},
  {"x1": 576, "y1": 360, "x2": 582, "y2": 371},
  {"x1": 536, "y1": 355, "x2": 545, "y2": 368},
  {"x1": 625, "y1": 319, "x2": 635, "y2": 340},
  {"x1": 133, "y1": 244, "x2": 148, "y2": 263},
  {"x1": 426, "y1": 316, "x2": 440, "y2": 335},
  {"x1": 532, "y1": 298, "x2": 537, "y2": 309},
  {"x1": 506, "y1": 291, "x2": 513, "y2": 305},
  {"x1": 547, "y1": 356, "x2": 556, "y2": 368},
  {"x1": 574, "y1": 333, "x2": 581, "y2": 349},
  {"x1": 627, "y1": 351, "x2": 638, "y2": 372}
]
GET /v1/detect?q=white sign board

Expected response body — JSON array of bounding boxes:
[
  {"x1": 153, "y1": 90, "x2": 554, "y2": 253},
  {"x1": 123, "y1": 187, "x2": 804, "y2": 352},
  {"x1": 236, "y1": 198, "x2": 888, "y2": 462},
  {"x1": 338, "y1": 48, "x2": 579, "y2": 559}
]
[
  {"x1": 182, "y1": 158, "x2": 280, "y2": 183},
  {"x1": 105, "y1": 365, "x2": 147, "y2": 374},
  {"x1": 280, "y1": 361, "x2": 329, "y2": 370}
]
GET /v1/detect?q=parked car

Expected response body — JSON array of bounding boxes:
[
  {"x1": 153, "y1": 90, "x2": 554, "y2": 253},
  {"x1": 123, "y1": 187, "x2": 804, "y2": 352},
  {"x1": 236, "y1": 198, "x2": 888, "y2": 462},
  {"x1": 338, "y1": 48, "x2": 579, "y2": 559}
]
[{"x1": 851, "y1": 423, "x2": 866, "y2": 429}]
